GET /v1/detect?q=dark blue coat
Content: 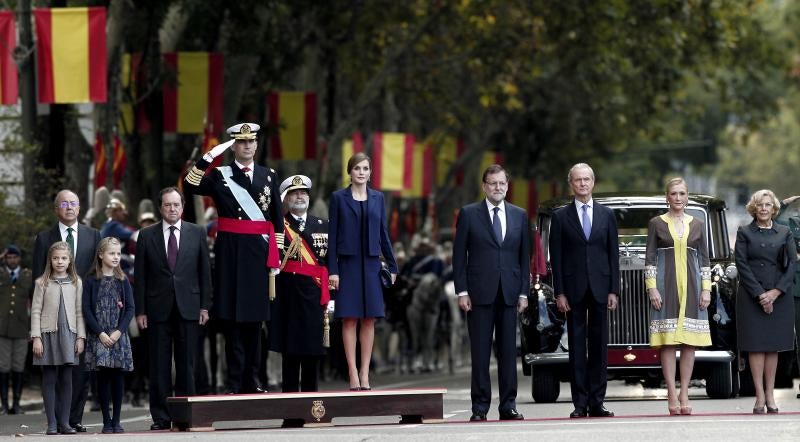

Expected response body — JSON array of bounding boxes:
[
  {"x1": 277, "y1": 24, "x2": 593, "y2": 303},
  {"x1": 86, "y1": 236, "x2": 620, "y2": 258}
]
[
  {"x1": 82, "y1": 275, "x2": 134, "y2": 336},
  {"x1": 452, "y1": 201, "x2": 531, "y2": 306},
  {"x1": 549, "y1": 200, "x2": 620, "y2": 303},
  {"x1": 327, "y1": 187, "x2": 397, "y2": 318}
]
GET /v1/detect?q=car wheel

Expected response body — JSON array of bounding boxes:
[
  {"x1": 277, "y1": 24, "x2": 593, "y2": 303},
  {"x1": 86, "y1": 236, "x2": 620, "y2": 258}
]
[
  {"x1": 706, "y1": 360, "x2": 738, "y2": 399},
  {"x1": 531, "y1": 367, "x2": 560, "y2": 403}
]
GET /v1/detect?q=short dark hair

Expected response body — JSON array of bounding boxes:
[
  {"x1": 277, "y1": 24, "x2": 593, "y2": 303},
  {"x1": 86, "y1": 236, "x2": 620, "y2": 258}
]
[
  {"x1": 347, "y1": 152, "x2": 371, "y2": 174},
  {"x1": 482, "y1": 164, "x2": 509, "y2": 183},
  {"x1": 159, "y1": 186, "x2": 185, "y2": 205}
]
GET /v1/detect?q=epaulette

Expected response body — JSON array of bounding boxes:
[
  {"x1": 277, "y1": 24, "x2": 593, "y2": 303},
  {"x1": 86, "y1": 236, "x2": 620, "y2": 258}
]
[{"x1": 185, "y1": 165, "x2": 204, "y2": 185}]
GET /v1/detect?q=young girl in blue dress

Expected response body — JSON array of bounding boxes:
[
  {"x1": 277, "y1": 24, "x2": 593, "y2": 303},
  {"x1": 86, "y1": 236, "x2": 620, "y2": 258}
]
[
  {"x1": 83, "y1": 237, "x2": 134, "y2": 433},
  {"x1": 31, "y1": 241, "x2": 85, "y2": 435}
]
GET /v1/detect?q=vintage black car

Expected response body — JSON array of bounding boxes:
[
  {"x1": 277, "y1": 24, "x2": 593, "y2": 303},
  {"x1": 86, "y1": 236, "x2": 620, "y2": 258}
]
[{"x1": 520, "y1": 193, "x2": 740, "y2": 402}]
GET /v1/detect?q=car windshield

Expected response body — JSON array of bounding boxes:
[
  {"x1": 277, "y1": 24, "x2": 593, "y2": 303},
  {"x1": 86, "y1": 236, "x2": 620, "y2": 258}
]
[{"x1": 613, "y1": 206, "x2": 706, "y2": 248}]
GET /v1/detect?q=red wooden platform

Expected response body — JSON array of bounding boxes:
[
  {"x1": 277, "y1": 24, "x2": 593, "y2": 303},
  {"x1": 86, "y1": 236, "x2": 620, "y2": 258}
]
[{"x1": 166, "y1": 388, "x2": 447, "y2": 431}]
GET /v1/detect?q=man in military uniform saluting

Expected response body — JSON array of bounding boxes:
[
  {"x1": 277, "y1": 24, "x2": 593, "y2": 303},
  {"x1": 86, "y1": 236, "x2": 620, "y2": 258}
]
[
  {"x1": 184, "y1": 123, "x2": 283, "y2": 394},
  {"x1": 269, "y1": 175, "x2": 330, "y2": 399}
]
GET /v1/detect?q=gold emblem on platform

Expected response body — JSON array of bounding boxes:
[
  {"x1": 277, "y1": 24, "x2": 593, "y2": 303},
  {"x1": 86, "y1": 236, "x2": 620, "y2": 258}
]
[
  {"x1": 624, "y1": 353, "x2": 636, "y2": 362},
  {"x1": 311, "y1": 400, "x2": 326, "y2": 421}
]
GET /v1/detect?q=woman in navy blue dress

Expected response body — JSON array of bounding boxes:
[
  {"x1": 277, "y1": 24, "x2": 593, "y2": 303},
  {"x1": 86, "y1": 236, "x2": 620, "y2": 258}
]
[{"x1": 328, "y1": 152, "x2": 398, "y2": 390}]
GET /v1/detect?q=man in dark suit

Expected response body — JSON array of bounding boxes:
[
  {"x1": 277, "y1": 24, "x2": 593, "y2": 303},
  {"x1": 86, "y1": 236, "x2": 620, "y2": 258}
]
[
  {"x1": 33, "y1": 189, "x2": 101, "y2": 433},
  {"x1": 183, "y1": 123, "x2": 283, "y2": 394},
  {"x1": 134, "y1": 187, "x2": 212, "y2": 431},
  {"x1": 453, "y1": 164, "x2": 530, "y2": 422},
  {"x1": 549, "y1": 163, "x2": 619, "y2": 418}
]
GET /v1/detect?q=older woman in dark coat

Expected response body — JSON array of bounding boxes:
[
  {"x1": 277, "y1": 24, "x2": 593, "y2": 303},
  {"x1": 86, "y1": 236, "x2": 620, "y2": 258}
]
[{"x1": 735, "y1": 189, "x2": 796, "y2": 414}]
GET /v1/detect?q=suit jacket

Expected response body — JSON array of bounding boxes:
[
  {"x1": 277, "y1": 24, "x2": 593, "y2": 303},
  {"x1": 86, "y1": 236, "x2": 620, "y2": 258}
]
[
  {"x1": 134, "y1": 221, "x2": 212, "y2": 323},
  {"x1": 452, "y1": 201, "x2": 531, "y2": 306},
  {"x1": 550, "y1": 200, "x2": 620, "y2": 304},
  {"x1": 327, "y1": 186, "x2": 398, "y2": 276},
  {"x1": 33, "y1": 223, "x2": 101, "y2": 280}
]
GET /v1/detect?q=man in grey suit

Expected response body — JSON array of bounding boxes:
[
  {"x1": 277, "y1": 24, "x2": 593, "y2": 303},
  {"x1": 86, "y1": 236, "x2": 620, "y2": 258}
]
[
  {"x1": 549, "y1": 163, "x2": 619, "y2": 418},
  {"x1": 134, "y1": 187, "x2": 212, "y2": 431},
  {"x1": 33, "y1": 189, "x2": 101, "y2": 433},
  {"x1": 453, "y1": 164, "x2": 530, "y2": 422}
]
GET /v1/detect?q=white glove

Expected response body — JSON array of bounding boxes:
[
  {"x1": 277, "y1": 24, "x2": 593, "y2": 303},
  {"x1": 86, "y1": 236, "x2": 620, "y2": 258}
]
[
  {"x1": 202, "y1": 139, "x2": 235, "y2": 162},
  {"x1": 326, "y1": 300, "x2": 335, "y2": 314}
]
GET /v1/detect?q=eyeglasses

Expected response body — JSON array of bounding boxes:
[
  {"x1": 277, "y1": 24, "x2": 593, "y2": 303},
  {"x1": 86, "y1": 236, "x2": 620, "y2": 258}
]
[
  {"x1": 756, "y1": 203, "x2": 774, "y2": 209},
  {"x1": 58, "y1": 201, "x2": 79, "y2": 209},
  {"x1": 484, "y1": 181, "x2": 508, "y2": 187}
]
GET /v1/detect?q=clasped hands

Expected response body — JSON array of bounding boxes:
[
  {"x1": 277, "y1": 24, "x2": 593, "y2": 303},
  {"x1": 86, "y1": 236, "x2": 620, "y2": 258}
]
[
  {"x1": 99, "y1": 330, "x2": 122, "y2": 348},
  {"x1": 648, "y1": 288, "x2": 710, "y2": 311},
  {"x1": 758, "y1": 289, "x2": 780, "y2": 314}
]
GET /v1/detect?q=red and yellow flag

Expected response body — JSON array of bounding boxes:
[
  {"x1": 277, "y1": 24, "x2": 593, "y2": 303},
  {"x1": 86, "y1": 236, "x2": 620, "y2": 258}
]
[
  {"x1": 163, "y1": 52, "x2": 223, "y2": 134},
  {"x1": 93, "y1": 133, "x2": 106, "y2": 189},
  {"x1": 437, "y1": 136, "x2": 465, "y2": 186},
  {"x1": 401, "y1": 143, "x2": 434, "y2": 198},
  {"x1": 371, "y1": 132, "x2": 414, "y2": 191},
  {"x1": 507, "y1": 178, "x2": 537, "y2": 216},
  {"x1": 112, "y1": 135, "x2": 126, "y2": 189},
  {"x1": 34, "y1": 7, "x2": 106, "y2": 103},
  {"x1": 0, "y1": 11, "x2": 17, "y2": 105},
  {"x1": 341, "y1": 132, "x2": 364, "y2": 187},
  {"x1": 267, "y1": 92, "x2": 317, "y2": 160}
]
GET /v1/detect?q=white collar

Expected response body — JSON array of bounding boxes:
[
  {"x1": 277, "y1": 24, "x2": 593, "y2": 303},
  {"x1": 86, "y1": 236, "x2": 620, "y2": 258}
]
[
  {"x1": 235, "y1": 160, "x2": 254, "y2": 171},
  {"x1": 59, "y1": 221, "x2": 79, "y2": 233},
  {"x1": 163, "y1": 219, "x2": 182, "y2": 232},
  {"x1": 485, "y1": 199, "x2": 506, "y2": 212},
  {"x1": 575, "y1": 198, "x2": 594, "y2": 209}
]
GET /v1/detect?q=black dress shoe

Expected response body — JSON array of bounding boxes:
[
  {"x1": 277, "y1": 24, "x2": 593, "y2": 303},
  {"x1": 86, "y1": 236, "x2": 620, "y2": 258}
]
[
  {"x1": 46, "y1": 428, "x2": 58, "y2": 435},
  {"x1": 588, "y1": 406, "x2": 614, "y2": 417},
  {"x1": 499, "y1": 409, "x2": 524, "y2": 420},
  {"x1": 57, "y1": 427, "x2": 77, "y2": 434},
  {"x1": 570, "y1": 408, "x2": 588, "y2": 418},
  {"x1": 281, "y1": 418, "x2": 305, "y2": 428},
  {"x1": 469, "y1": 412, "x2": 487, "y2": 422},
  {"x1": 242, "y1": 386, "x2": 268, "y2": 394},
  {"x1": 72, "y1": 423, "x2": 88, "y2": 433},
  {"x1": 150, "y1": 422, "x2": 172, "y2": 431}
]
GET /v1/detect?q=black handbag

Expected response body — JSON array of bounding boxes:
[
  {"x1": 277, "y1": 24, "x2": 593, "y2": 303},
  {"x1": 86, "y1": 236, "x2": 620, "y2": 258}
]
[{"x1": 379, "y1": 261, "x2": 393, "y2": 288}]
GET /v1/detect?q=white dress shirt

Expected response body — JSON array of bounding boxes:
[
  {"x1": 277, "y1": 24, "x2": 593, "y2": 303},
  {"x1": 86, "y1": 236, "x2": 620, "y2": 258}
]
[
  {"x1": 235, "y1": 160, "x2": 254, "y2": 182},
  {"x1": 162, "y1": 219, "x2": 182, "y2": 256},
  {"x1": 485, "y1": 199, "x2": 506, "y2": 240},
  {"x1": 58, "y1": 221, "x2": 79, "y2": 252},
  {"x1": 574, "y1": 198, "x2": 594, "y2": 229}
]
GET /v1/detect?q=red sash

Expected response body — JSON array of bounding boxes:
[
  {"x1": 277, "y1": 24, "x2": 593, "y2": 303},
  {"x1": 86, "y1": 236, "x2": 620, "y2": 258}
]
[
  {"x1": 218, "y1": 217, "x2": 280, "y2": 269},
  {"x1": 282, "y1": 223, "x2": 330, "y2": 305}
]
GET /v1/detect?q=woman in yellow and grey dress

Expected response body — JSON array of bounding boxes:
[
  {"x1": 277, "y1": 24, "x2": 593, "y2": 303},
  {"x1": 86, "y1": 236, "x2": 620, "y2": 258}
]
[{"x1": 645, "y1": 178, "x2": 712, "y2": 416}]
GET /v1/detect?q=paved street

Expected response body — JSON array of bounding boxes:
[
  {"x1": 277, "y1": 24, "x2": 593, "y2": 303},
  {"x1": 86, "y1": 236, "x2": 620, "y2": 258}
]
[{"x1": 1, "y1": 365, "x2": 798, "y2": 440}]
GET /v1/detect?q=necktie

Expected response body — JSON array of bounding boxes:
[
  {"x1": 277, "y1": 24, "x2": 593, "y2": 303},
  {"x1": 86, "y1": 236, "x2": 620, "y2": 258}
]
[
  {"x1": 492, "y1": 207, "x2": 503, "y2": 243},
  {"x1": 241, "y1": 166, "x2": 252, "y2": 182},
  {"x1": 581, "y1": 204, "x2": 592, "y2": 239},
  {"x1": 66, "y1": 227, "x2": 75, "y2": 257},
  {"x1": 10, "y1": 270, "x2": 17, "y2": 284},
  {"x1": 297, "y1": 217, "x2": 306, "y2": 231},
  {"x1": 167, "y1": 226, "x2": 178, "y2": 272}
]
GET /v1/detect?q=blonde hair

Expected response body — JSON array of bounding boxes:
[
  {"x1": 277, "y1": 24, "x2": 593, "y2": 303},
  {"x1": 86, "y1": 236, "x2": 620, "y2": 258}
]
[
  {"x1": 92, "y1": 237, "x2": 126, "y2": 280},
  {"x1": 37, "y1": 241, "x2": 78, "y2": 289},
  {"x1": 745, "y1": 189, "x2": 781, "y2": 219},
  {"x1": 665, "y1": 177, "x2": 688, "y2": 194}
]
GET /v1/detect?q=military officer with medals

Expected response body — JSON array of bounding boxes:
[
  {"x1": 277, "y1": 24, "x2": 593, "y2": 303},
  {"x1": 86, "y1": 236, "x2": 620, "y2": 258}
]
[
  {"x1": 269, "y1": 175, "x2": 330, "y2": 398},
  {"x1": 184, "y1": 123, "x2": 284, "y2": 394}
]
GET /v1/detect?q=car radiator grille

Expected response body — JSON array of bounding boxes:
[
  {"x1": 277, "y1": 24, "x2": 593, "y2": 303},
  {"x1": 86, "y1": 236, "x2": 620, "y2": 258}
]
[{"x1": 607, "y1": 268, "x2": 650, "y2": 345}]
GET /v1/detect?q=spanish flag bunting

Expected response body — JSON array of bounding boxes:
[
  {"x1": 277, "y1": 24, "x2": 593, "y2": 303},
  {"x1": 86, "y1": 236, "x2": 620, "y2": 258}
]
[
  {"x1": 371, "y1": 132, "x2": 414, "y2": 191},
  {"x1": 34, "y1": 7, "x2": 107, "y2": 103},
  {"x1": 163, "y1": 52, "x2": 223, "y2": 134},
  {"x1": 267, "y1": 92, "x2": 318, "y2": 160},
  {"x1": 93, "y1": 133, "x2": 106, "y2": 189},
  {"x1": 118, "y1": 53, "x2": 151, "y2": 134},
  {"x1": 401, "y1": 143, "x2": 434, "y2": 198},
  {"x1": 0, "y1": 11, "x2": 18, "y2": 105},
  {"x1": 341, "y1": 132, "x2": 364, "y2": 187},
  {"x1": 112, "y1": 135, "x2": 126, "y2": 189},
  {"x1": 507, "y1": 178, "x2": 537, "y2": 216},
  {"x1": 437, "y1": 136, "x2": 465, "y2": 186}
]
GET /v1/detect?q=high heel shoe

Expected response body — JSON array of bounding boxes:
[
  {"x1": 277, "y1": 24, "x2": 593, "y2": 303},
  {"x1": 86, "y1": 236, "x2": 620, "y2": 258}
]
[
  {"x1": 753, "y1": 404, "x2": 766, "y2": 414},
  {"x1": 668, "y1": 404, "x2": 680, "y2": 415},
  {"x1": 766, "y1": 405, "x2": 779, "y2": 414},
  {"x1": 679, "y1": 404, "x2": 692, "y2": 415}
]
